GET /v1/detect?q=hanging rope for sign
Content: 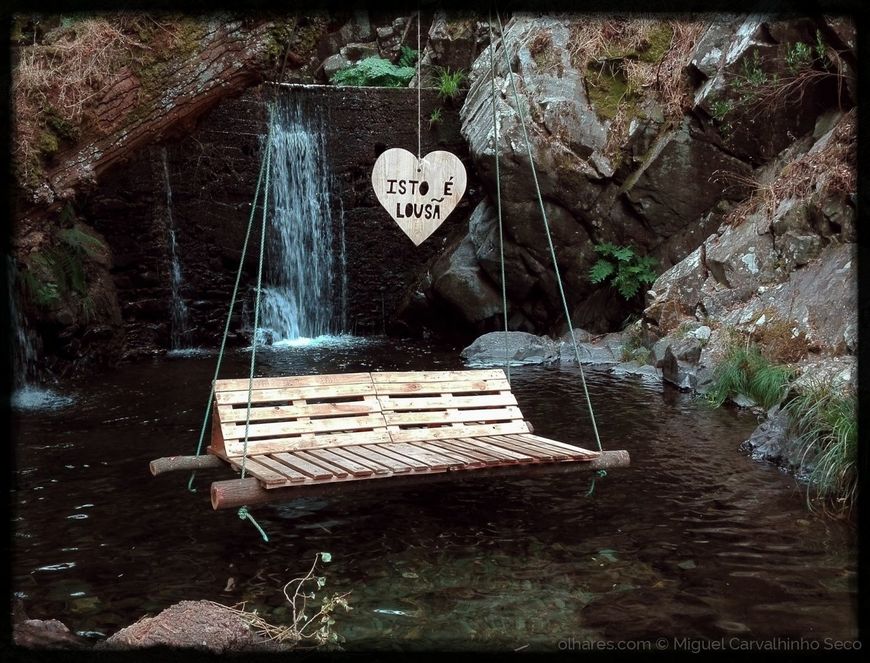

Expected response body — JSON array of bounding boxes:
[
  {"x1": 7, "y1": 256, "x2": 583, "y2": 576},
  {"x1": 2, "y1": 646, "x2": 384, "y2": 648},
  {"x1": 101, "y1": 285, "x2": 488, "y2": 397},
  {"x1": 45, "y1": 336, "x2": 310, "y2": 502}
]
[{"x1": 488, "y1": 7, "x2": 605, "y2": 458}]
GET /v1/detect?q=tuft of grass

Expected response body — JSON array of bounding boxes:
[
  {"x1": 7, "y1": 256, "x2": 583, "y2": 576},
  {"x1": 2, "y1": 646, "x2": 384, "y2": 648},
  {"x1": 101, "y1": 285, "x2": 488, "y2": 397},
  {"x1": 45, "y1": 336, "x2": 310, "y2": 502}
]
[
  {"x1": 434, "y1": 66, "x2": 465, "y2": 100},
  {"x1": 428, "y1": 107, "x2": 442, "y2": 129},
  {"x1": 785, "y1": 380, "x2": 857, "y2": 514},
  {"x1": 705, "y1": 344, "x2": 794, "y2": 409}
]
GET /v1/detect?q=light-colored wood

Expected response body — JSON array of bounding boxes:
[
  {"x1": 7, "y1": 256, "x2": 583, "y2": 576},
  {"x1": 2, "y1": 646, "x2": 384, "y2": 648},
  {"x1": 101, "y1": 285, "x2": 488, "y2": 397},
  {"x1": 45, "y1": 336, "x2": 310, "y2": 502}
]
[
  {"x1": 294, "y1": 450, "x2": 349, "y2": 479},
  {"x1": 339, "y1": 445, "x2": 412, "y2": 474},
  {"x1": 373, "y1": 379, "x2": 511, "y2": 395},
  {"x1": 388, "y1": 420, "x2": 531, "y2": 443},
  {"x1": 370, "y1": 444, "x2": 433, "y2": 471},
  {"x1": 215, "y1": 383, "x2": 377, "y2": 405},
  {"x1": 221, "y1": 413, "x2": 387, "y2": 440},
  {"x1": 371, "y1": 148, "x2": 467, "y2": 246},
  {"x1": 383, "y1": 406, "x2": 524, "y2": 426},
  {"x1": 209, "y1": 450, "x2": 630, "y2": 510},
  {"x1": 272, "y1": 452, "x2": 334, "y2": 480},
  {"x1": 377, "y1": 393, "x2": 518, "y2": 410},
  {"x1": 250, "y1": 455, "x2": 308, "y2": 483},
  {"x1": 328, "y1": 447, "x2": 390, "y2": 475},
  {"x1": 304, "y1": 448, "x2": 374, "y2": 477},
  {"x1": 222, "y1": 430, "x2": 393, "y2": 457},
  {"x1": 515, "y1": 433, "x2": 600, "y2": 457},
  {"x1": 215, "y1": 373, "x2": 372, "y2": 391},
  {"x1": 466, "y1": 437, "x2": 535, "y2": 462},
  {"x1": 218, "y1": 400, "x2": 381, "y2": 423},
  {"x1": 371, "y1": 369, "x2": 506, "y2": 382},
  {"x1": 428, "y1": 440, "x2": 496, "y2": 467}
]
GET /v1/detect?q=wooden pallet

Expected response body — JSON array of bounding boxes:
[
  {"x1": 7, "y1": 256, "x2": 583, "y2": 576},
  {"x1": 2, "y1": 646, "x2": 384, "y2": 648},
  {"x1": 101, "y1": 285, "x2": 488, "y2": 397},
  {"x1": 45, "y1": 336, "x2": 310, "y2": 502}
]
[{"x1": 208, "y1": 369, "x2": 600, "y2": 490}]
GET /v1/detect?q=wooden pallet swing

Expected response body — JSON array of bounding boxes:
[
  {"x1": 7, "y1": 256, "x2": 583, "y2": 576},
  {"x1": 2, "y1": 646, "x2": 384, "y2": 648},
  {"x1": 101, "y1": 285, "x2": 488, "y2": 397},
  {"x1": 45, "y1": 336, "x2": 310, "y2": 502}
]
[{"x1": 148, "y1": 12, "x2": 630, "y2": 535}]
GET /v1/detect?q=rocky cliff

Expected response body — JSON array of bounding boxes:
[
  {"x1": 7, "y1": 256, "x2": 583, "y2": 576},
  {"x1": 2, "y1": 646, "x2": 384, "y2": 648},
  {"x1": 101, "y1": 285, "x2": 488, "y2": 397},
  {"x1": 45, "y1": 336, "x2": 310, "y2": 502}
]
[{"x1": 399, "y1": 14, "x2": 855, "y2": 340}]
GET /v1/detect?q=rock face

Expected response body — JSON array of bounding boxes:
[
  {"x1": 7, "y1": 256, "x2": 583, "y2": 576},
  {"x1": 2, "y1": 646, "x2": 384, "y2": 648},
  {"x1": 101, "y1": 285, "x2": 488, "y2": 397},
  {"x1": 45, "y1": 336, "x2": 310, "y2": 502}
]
[{"x1": 399, "y1": 14, "x2": 853, "y2": 339}]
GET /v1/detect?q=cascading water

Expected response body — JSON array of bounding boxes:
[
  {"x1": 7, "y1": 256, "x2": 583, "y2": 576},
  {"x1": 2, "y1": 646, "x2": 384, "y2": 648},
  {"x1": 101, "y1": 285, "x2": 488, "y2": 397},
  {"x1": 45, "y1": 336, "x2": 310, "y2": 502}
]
[
  {"x1": 257, "y1": 101, "x2": 341, "y2": 345},
  {"x1": 161, "y1": 148, "x2": 191, "y2": 351},
  {"x1": 7, "y1": 257, "x2": 73, "y2": 409}
]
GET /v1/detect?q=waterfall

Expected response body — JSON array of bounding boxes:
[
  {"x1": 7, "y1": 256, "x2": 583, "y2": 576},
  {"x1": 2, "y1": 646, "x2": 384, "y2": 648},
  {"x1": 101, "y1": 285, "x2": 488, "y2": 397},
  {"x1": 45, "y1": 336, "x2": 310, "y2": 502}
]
[
  {"x1": 7, "y1": 257, "x2": 38, "y2": 387},
  {"x1": 258, "y1": 101, "x2": 342, "y2": 344},
  {"x1": 7, "y1": 257, "x2": 73, "y2": 409},
  {"x1": 161, "y1": 148, "x2": 191, "y2": 350},
  {"x1": 338, "y1": 197, "x2": 349, "y2": 334}
]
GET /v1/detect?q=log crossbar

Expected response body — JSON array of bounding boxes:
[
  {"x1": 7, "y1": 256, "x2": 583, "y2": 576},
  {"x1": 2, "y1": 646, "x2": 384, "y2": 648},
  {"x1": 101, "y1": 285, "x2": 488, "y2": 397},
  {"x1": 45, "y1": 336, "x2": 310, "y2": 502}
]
[{"x1": 150, "y1": 369, "x2": 630, "y2": 509}]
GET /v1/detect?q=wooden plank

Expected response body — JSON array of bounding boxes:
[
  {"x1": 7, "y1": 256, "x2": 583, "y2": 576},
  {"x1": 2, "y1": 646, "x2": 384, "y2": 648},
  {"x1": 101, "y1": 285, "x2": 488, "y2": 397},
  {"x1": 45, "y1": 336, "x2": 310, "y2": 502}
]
[
  {"x1": 328, "y1": 446, "x2": 390, "y2": 476},
  {"x1": 221, "y1": 413, "x2": 387, "y2": 440},
  {"x1": 426, "y1": 440, "x2": 490, "y2": 468},
  {"x1": 383, "y1": 406, "x2": 523, "y2": 426},
  {"x1": 219, "y1": 400, "x2": 381, "y2": 422},
  {"x1": 339, "y1": 445, "x2": 412, "y2": 474},
  {"x1": 387, "y1": 420, "x2": 530, "y2": 443},
  {"x1": 371, "y1": 369, "x2": 506, "y2": 383},
  {"x1": 481, "y1": 435, "x2": 558, "y2": 460},
  {"x1": 466, "y1": 437, "x2": 536, "y2": 462},
  {"x1": 305, "y1": 448, "x2": 374, "y2": 478},
  {"x1": 514, "y1": 433, "x2": 600, "y2": 458},
  {"x1": 373, "y1": 379, "x2": 511, "y2": 395},
  {"x1": 216, "y1": 383, "x2": 377, "y2": 405},
  {"x1": 271, "y1": 452, "x2": 335, "y2": 480},
  {"x1": 380, "y1": 443, "x2": 454, "y2": 471},
  {"x1": 377, "y1": 393, "x2": 518, "y2": 410},
  {"x1": 439, "y1": 438, "x2": 520, "y2": 465},
  {"x1": 215, "y1": 373, "x2": 372, "y2": 391},
  {"x1": 211, "y1": 451, "x2": 630, "y2": 509},
  {"x1": 227, "y1": 456, "x2": 291, "y2": 486},
  {"x1": 250, "y1": 455, "x2": 308, "y2": 483},
  {"x1": 497, "y1": 434, "x2": 588, "y2": 460},
  {"x1": 294, "y1": 450, "x2": 349, "y2": 479},
  {"x1": 490, "y1": 434, "x2": 572, "y2": 460},
  {"x1": 223, "y1": 430, "x2": 393, "y2": 457},
  {"x1": 370, "y1": 444, "x2": 433, "y2": 472}
]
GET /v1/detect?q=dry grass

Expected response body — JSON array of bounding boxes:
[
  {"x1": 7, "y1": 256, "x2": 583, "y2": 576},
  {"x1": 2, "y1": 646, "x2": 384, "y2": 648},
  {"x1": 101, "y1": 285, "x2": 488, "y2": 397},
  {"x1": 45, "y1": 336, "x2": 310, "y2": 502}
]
[
  {"x1": 722, "y1": 109, "x2": 856, "y2": 226},
  {"x1": 567, "y1": 16, "x2": 705, "y2": 157},
  {"x1": 211, "y1": 553, "x2": 351, "y2": 649}
]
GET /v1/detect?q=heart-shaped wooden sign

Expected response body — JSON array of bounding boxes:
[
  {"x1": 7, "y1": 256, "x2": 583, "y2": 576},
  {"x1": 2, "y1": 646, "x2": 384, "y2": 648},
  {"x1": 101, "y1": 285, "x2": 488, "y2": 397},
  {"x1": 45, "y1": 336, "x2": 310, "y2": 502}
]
[{"x1": 371, "y1": 148, "x2": 467, "y2": 246}]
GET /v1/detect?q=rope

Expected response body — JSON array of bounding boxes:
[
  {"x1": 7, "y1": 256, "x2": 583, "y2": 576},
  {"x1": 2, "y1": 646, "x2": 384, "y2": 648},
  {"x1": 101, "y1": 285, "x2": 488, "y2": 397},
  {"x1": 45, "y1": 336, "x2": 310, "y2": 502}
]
[
  {"x1": 417, "y1": 9, "x2": 422, "y2": 162},
  {"x1": 240, "y1": 119, "x2": 274, "y2": 480},
  {"x1": 238, "y1": 506, "x2": 269, "y2": 543},
  {"x1": 494, "y1": 8, "x2": 603, "y2": 453},
  {"x1": 586, "y1": 470, "x2": 608, "y2": 497},
  {"x1": 487, "y1": 14, "x2": 510, "y2": 384},
  {"x1": 187, "y1": 128, "x2": 270, "y2": 492}
]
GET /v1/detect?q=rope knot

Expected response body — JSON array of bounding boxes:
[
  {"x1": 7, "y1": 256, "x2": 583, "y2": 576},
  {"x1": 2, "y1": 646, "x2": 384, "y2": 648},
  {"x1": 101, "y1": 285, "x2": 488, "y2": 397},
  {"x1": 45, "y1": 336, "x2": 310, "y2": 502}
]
[{"x1": 237, "y1": 505, "x2": 270, "y2": 543}]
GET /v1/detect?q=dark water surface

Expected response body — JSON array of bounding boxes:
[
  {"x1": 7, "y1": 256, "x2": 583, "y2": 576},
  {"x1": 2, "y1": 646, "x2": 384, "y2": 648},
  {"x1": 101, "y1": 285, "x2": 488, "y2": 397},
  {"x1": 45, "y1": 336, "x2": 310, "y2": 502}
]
[{"x1": 11, "y1": 337, "x2": 857, "y2": 650}]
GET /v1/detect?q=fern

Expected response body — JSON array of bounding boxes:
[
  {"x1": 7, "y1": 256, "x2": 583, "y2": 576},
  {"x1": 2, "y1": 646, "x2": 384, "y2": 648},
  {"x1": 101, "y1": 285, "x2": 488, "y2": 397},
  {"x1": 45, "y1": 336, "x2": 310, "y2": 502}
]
[
  {"x1": 398, "y1": 45, "x2": 418, "y2": 68},
  {"x1": 331, "y1": 57, "x2": 416, "y2": 87},
  {"x1": 588, "y1": 243, "x2": 657, "y2": 301},
  {"x1": 58, "y1": 225, "x2": 106, "y2": 260},
  {"x1": 588, "y1": 259, "x2": 615, "y2": 283}
]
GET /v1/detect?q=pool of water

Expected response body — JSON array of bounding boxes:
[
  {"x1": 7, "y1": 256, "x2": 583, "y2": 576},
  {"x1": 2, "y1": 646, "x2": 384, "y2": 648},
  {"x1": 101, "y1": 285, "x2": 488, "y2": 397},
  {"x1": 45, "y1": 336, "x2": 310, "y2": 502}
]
[{"x1": 11, "y1": 337, "x2": 858, "y2": 650}]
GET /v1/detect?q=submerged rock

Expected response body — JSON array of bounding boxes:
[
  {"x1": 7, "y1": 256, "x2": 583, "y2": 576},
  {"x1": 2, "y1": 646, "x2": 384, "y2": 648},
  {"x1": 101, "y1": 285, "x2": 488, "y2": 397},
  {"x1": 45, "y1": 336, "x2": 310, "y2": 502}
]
[{"x1": 14, "y1": 618, "x2": 90, "y2": 650}]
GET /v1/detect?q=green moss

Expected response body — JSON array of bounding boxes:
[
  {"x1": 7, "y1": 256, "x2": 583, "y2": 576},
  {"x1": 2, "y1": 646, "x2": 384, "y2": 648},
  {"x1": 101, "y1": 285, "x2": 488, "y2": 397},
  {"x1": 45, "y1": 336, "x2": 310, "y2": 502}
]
[
  {"x1": 638, "y1": 24, "x2": 674, "y2": 64},
  {"x1": 585, "y1": 62, "x2": 638, "y2": 120},
  {"x1": 36, "y1": 130, "x2": 60, "y2": 157}
]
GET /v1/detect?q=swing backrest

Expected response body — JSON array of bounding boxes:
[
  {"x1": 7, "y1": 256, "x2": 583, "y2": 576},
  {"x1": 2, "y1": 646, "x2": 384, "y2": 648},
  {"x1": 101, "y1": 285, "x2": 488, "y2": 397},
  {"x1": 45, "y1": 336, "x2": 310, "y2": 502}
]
[{"x1": 209, "y1": 369, "x2": 529, "y2": 458}]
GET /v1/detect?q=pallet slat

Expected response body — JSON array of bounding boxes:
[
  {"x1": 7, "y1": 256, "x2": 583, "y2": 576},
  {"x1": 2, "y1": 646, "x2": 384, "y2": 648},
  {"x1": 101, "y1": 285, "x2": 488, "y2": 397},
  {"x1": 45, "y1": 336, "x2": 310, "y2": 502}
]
[
  {"x1": 383, "y1": 406, "x2": 524, "y2": 426},
  {"x1": 216, "y1": 383, "x2": 377, "y2": 405},
  {"x1": 222, "y1": 413, "x2": 387, "y2": 440}
]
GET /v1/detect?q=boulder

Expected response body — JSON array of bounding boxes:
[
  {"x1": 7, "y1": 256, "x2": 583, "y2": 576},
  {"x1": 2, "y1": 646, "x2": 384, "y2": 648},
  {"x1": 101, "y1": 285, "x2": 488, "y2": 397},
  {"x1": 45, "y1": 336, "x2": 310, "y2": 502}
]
[
  {"x1": 322, "y1": 54, "x2": 350, "y2": 79},
  {"x1": 14, "y1": 618, "x2": 90, "y2": 649},
  {"x1": 661, "y1": 345, "x2": 698, "y2": 390},
  {"x1": 98, "y1": 600, "x2": 285, "y2": 652},
  {"x1": 461, "y1": 331, "x2": 558, "y2": 365},
  {"x1": 739, "y1": 405, "x2": 804, "y2": 470},
  {"x1": 431, "y1": 235, "x2": 503, "y2": 326}
]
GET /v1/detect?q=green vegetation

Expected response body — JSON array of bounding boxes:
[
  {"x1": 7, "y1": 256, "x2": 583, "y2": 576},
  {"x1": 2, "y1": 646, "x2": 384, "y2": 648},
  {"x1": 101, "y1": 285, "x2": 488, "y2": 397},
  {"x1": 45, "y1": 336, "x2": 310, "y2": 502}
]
[
  {"x1": 434, "y1": 67, "x2": 465, "y2": 100},
  {"x1": 588, "y1": 243, "x2": 658, "y2": 300},
  {"x1": 21, "y1": 208, "x2": 108, "y2": 319},
  {"x1": 704, "y1": 344, "x2": 794, "y2": 410},
  {"x1": 785, "y1": 382, "x2": 857, "y2": 513},
  {"x1": 397, "y1": 45, "x2": 418, "y2": 68},
  {"x1": 331, "y1": 56, "x2": 416, "y2": 87},
  {"x1": 428, "y1": 107, "x2": 442, "y2": 129}
]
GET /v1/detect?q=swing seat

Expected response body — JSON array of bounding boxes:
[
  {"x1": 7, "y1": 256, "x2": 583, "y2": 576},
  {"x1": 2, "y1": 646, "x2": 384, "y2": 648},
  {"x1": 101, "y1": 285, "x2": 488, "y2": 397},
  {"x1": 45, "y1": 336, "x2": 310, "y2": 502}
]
[{"x1": 194, "y1": 369, "x2": 627, "y2": 508}]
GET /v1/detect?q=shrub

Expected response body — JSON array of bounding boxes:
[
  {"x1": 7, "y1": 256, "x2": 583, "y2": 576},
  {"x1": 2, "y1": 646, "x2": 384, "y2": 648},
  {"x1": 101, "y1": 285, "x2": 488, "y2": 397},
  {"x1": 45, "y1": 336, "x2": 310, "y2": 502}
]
[
  {"x1": 704, "y1": 344, "x2": 794, "y2": 409},
  {"x1": 330, "y1": 57, "x2": 416, "y2": 87},
  {"x1": 785, "y1": 381, "x2": 857, "y2": 514},
  {"x1": 397, "y1": 45, "x2": 418, "y2": 68},
  {"x1": 588, "y1": 242, "x2": 658, "y2": 300}
]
